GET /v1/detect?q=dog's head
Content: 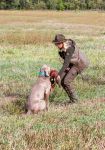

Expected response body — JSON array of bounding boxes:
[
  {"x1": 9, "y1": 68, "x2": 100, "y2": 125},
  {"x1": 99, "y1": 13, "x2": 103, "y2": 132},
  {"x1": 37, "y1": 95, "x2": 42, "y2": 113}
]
[
  {"x1": 50, "y1": 69, "x2": 58, "y2": 88},
  {"x1": 39, "y1": 64, "x2": 51, "y2": 77}
]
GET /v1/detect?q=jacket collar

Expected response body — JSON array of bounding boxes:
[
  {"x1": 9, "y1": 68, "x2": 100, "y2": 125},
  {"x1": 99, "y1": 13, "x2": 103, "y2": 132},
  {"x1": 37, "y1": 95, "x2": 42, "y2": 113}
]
[{"x1": 59, "y1": 40, "x2": 72, "y2": 52}]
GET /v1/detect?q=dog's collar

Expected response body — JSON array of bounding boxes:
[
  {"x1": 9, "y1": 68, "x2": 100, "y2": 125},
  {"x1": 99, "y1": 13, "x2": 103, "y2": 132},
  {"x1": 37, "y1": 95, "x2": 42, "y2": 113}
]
[{"x1": 39, "y1": 71, "x2": 49, "y2": 77}]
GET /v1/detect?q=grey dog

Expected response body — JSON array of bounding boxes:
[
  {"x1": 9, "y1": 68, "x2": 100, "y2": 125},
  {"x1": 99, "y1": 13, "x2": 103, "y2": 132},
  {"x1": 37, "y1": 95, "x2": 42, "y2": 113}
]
[{"x1": 26, "y1": 65, "x2": 51, "y2": 114}]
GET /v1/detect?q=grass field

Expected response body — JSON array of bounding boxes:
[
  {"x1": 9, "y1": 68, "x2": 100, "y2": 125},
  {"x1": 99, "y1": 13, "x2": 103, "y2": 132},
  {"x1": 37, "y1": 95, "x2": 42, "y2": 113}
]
[{"x1": 0, "y1": 10, "x2": 105, "y2": 150}]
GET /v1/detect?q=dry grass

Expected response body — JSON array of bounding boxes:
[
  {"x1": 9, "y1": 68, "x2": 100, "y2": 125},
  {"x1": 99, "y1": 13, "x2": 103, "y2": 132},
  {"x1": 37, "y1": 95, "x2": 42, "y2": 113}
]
[
  {"x1": 0, "y1": 32, "x2": 52, "y2": 45},
  {"x1": 0, "y1": 10, "x2": 105, "y2": 45},
  {"x1": 24, "y1": 124, "x2": 105, "y2": 150},
  {"x1": 0, "y1": 10, "x2": 105, "y2": 26},
  {"x1": 0, "y1": 100, "x2": 105, "y2": 150}
]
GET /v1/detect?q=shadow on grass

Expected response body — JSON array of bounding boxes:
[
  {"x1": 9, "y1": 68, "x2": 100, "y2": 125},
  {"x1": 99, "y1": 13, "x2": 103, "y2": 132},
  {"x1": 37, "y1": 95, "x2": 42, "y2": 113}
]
[
  {"x1": 81, "y1": 74, "x2": 105, "y2": 85},
  {"x1": 1, "y1": 98, "x2": 26, "y2": 115}
]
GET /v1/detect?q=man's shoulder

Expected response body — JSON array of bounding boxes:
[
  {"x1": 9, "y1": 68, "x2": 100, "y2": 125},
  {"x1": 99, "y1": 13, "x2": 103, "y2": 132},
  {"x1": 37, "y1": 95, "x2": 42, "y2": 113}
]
[
  {"x1": 64, "y1": 39, "x2": 75, "y2": 49},
  {"x1": 66, "y1": 45, "x2": 75, "y2": 54}
]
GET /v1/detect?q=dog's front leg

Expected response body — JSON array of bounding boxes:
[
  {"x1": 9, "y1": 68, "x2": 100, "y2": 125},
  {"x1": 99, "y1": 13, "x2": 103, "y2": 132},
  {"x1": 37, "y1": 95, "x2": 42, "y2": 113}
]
[{"x1": 44, "y1": 92, "x2": 50, "y2": 111}]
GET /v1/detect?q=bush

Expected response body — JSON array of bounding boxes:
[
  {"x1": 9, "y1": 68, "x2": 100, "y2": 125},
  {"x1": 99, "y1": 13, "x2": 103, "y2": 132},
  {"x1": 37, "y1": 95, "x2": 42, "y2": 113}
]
[
  {"x1": 46, "y1": 0, "x2": 58, "y2": 10},
  {"x1": 56, "y1": 0, "x2": 65, "y2": 10},
  {"x1": 19, "y1": 0, "x2": 33, "y2": 9},
  {"x1": 0, "y1": 0, "x2": 105, "y2": 11},
  {"x1": 80, "y1": 2, "x2": 87, "y2": 10},
  {"x1": 34, "y1": 1, "x2": 47, "y2": 10},
  {"x1": 64, "y1": 2, "x2": 75, "y2": 10},
  {"x1": 11, "y1": 0, "x2": 20, "y2": 9},
  {"x1": 0, "y1": 1, "x2": 6, "y2": 9}
]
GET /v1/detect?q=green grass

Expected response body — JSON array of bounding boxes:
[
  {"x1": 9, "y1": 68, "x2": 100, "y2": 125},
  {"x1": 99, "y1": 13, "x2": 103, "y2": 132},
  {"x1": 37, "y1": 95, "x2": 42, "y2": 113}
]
[
  {"x1": 0, "y1": 11, "x2": 105, "y2": 150},
  {"x1": 0, "y1": 102, "x2": 105, "y2": 150}
]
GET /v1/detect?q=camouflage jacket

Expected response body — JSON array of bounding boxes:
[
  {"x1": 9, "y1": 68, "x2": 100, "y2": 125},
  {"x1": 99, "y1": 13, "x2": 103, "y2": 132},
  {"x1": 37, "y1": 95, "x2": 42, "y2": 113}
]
[{"x1": 58, "y1": 39, "x2": 89, "y2": 77}]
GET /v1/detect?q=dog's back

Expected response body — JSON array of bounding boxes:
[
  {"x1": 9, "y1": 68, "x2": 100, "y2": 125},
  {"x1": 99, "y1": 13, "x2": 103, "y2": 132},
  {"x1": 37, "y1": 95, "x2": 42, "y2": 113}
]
[{"x1": 27, "y1": 77, "x2": 51, "y2": 114}]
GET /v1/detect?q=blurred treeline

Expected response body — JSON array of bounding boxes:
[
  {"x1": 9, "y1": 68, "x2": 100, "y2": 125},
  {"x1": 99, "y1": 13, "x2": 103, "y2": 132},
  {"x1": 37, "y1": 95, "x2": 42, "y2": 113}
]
[{"x1": 0, "y1": 0, "x2": 105, "y2": 10}]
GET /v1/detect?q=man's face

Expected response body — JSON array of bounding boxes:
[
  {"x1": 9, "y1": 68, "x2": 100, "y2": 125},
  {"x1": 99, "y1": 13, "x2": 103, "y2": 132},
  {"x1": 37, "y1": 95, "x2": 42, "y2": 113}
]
[{"x1": 55, "y1": 42, "x2": 63, "y2": 49}]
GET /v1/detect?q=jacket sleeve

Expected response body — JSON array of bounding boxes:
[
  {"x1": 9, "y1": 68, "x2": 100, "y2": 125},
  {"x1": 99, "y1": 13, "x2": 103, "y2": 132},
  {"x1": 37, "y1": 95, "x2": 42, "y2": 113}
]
[{"x1": 58, "y1": 46, "x2": 75, "y2": 77}]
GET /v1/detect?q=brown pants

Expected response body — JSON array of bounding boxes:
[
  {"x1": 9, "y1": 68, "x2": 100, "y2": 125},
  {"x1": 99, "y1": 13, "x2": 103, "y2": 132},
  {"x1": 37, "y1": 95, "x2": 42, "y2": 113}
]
[{"x1": 60, "y1": 66, "x2": 79, "y2": 103}]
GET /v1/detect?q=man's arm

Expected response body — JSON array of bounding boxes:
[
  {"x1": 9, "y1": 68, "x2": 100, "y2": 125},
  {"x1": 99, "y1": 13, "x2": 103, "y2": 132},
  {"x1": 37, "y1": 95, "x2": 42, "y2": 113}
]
[{"x1": 58, "y1": 46, "x2": 75, "y2": 77}]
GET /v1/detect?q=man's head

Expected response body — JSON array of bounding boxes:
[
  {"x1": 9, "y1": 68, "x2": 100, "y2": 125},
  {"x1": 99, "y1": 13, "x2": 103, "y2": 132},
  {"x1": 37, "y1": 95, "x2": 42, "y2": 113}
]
[{"x1": 52, "y1": 34, "x2": 66, "y2": 49}]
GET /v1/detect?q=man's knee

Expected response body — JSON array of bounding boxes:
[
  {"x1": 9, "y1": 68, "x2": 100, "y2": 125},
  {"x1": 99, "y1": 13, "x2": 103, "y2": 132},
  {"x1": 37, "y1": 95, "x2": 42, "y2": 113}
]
[
  {"x1": 64, "y1": 70, "x2": 78, "y2": 85},
  {"x1": 61, "y1": 79, "x2": 68, "y2": 87},
  {"x1": 61, "y1": 76, "x2": 72, "y2": 87},
  {"x1": 63, "y1": 77, "x2": 70, "y2": 86},
  {"x1": 61, "y1": 79, "x2": 65, "y2": 86}
]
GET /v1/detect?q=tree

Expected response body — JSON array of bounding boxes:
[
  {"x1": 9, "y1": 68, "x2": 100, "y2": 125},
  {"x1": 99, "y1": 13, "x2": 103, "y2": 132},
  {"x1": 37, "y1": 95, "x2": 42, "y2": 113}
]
[
  {"x1": 56, "y1": 0, "x2": 65, "y2": 10},
  {"x1": 19, "y1": 0, "x2": 33, "y2": 9},
  {"x1": 34, "y1": 1, "x2": 47, "y2": 9},
  {"x1": 46, "y1": 0, "x2": 58, "y2": 9},
  {"x1": 64, "y1": 1, "x2": 75, "y2": 10},
  {"x1": 74, "y1": 0, "x2": 81, "y2": 10},
  {"x1": 11, "y1": 0, "x2": 20, "y2": 9},
  {"x1": 101, "y1": 0, "x2": 105, "y2": 9},
  {"x1": 0, "y1": 0, "x2": 105, "y2": 10},
  {"x1": 97, "y1": 0, "x2": 105, "y2": 9},
  {"x1": 0, "y1": 0, "x2": 6, "y2": 9},
  {"x1": 4, "y1": 0, "x2": 12, "y2": 9},
  {"x1": 80, "y1": 0, "x2": 87, "y2": 9}
]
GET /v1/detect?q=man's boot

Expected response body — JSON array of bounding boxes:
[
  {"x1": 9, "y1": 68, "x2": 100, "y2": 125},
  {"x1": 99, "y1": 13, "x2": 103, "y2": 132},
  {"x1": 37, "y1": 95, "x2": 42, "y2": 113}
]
[
  {"x1": 68, "y1": 92, "x2": 78, "y2": 103},
  {"x1": 63, "y1": 86, "x2": 78, "y2": 104}
]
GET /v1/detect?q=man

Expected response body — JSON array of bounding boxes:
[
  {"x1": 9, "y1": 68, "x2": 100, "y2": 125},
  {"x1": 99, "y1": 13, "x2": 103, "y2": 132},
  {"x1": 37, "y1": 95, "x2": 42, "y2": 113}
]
[{"x1": 52, "y1": 34, "x2": 89, "y2": 104}]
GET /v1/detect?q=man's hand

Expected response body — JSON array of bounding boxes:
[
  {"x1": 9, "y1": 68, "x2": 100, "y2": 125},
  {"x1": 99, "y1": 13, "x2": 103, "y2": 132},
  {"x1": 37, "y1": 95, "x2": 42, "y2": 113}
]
[
  {"x1": 65, "y1": 67, "x2": 70, "y2": 73},
  {"x1": 56, "y1": 75, "x2": 61, "y2": 87},
  {"x1": 57, "y1": 75, "x2": 60, "y2": 80}
]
